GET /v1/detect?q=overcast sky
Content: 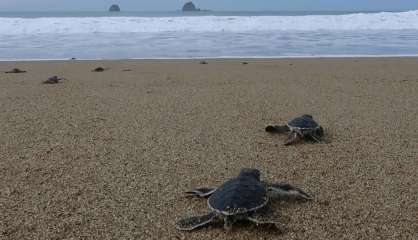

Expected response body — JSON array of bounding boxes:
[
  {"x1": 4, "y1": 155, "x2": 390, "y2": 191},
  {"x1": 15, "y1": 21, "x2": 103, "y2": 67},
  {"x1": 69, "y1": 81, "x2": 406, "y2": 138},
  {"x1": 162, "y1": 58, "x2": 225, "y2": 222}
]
[{"x1": 1, "y1": 0, "x2": 418, "y2": 11}]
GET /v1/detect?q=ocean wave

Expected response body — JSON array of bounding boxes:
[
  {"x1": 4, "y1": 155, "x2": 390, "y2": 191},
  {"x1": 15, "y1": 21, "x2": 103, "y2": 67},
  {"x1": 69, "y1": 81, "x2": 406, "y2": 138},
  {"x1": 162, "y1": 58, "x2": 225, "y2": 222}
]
[{"x1": 1, "y1": 10, "x2": 418, "y2": 35}]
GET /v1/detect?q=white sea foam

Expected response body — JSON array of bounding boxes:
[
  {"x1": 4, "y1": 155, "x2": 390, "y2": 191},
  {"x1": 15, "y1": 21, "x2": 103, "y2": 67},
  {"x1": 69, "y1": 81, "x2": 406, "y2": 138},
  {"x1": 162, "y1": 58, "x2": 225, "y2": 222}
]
[{"x1": 1, "y1": 10, "x2": 418, "y2": 35}]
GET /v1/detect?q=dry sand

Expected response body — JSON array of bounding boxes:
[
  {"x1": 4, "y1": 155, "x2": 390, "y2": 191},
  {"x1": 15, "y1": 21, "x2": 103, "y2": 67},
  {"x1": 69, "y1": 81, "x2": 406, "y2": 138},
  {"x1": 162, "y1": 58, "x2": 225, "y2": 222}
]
[{"x1": 0, "y1": 58, "x2": 417, "y2": 240}]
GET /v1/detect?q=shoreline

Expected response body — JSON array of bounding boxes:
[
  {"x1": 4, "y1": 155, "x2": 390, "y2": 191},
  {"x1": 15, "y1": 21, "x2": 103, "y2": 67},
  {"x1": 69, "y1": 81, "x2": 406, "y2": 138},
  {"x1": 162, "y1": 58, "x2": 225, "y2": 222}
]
[{"x1": 1, "y1": 54, "x2": 418, "y2": 62}]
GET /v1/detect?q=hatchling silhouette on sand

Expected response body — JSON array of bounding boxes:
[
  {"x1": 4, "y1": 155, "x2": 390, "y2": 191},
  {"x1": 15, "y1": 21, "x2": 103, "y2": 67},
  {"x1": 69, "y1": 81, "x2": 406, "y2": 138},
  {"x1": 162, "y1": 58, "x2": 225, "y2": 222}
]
[
  {"x1": 92, "y1": 67, "x2": 109, "y2": 72},
  {"x1": 4, "y1": 68, "x2": 26, "y2": 73},
  {"x1": 176, "y1": 168, "x2": 312, "y2": 231},
  {"x1": 266, "y1": 114, "x2": 324, "y2": 145},
  {"x1": 43, "y1": 76, "x2": 63, "y2": 84}
]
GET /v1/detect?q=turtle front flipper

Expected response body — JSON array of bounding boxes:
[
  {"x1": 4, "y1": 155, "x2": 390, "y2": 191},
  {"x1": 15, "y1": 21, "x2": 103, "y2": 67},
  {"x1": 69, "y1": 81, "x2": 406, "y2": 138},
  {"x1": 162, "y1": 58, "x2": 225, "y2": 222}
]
[
  {"x1": 310, "y1": 126, "x2": 324, "y2": 142},
  {"x1": 184, "y1": 187, "x2": 217, "y2": 198},
  {"x1": 265, "y1": 125, "x2": 290, "y2": 133},
  {"x1": 267, "y1": 182, "x2": 313, "y2": 201},
  {"x1": 247, "y1": 211, "x2": 287, "y2": 232},
  {"x1": 176, "y1": 212, "x2": 218, "y2": 231},
  {"x1": 284, "y1": 131, "x2": 302, "y2": 145}
]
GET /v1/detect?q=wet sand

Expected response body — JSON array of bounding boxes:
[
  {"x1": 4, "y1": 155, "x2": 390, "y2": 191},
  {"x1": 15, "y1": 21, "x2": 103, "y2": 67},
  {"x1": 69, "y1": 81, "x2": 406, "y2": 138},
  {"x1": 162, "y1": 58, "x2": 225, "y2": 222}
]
[{"x1": 0, "y1": 58, "x2": 417, "y2": 239}]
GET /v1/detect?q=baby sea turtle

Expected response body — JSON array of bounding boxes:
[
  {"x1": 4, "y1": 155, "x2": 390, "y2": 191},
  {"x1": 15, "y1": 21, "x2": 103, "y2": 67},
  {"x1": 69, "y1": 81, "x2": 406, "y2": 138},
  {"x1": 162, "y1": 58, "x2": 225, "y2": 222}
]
[
  {"x1": 92, "y1": 67, "x2": 109, "y2": 72},
  {"x1": 176, "y1": 168, "x2": 312, "y2": 231},
  {"x1": 266, "y1": 114, "x2": 324, "y2": 145},
  {"x1": 5, "y1": 68, "x2": 26, "y2": 73},
  {"x1": 43, "y1": 76, "x2": 63, "y2": 84}
]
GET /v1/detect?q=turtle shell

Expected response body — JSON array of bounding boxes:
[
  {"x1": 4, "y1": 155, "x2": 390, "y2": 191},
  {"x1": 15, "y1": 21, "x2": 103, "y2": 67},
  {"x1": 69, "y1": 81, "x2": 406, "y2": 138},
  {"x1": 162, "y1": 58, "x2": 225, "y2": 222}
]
[
  {"x1": 207, "y1": 175, "x2": 268, "y2": 216},
  {"x1": 288, "y1": 115, "x2": 320, "y2": 129}
]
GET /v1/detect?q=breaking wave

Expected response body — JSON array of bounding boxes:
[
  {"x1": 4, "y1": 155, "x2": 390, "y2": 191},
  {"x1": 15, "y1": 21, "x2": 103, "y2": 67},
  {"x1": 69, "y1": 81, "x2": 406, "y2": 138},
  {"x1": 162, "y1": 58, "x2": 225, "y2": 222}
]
[{"x1": 1, "y1": 10, "x2": 418, "y2": 35}]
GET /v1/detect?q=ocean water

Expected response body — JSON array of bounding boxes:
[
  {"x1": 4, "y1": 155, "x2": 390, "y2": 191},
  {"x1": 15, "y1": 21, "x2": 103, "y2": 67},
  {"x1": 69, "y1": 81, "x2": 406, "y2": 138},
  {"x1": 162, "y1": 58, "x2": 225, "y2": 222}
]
[{"x1": 1, "y1": 10, "x2": 418, "y2": 60}]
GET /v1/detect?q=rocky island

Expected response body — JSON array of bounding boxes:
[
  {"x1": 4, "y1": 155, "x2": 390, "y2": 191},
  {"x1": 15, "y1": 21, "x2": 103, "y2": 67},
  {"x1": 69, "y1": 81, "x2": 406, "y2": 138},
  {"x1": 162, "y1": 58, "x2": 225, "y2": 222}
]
[
  {"x1": 109, "y1": 4, "x2": 121, "y2": 12},
  {"x1": 182, "y1": 1, "x2": 200, "y2": 11}
]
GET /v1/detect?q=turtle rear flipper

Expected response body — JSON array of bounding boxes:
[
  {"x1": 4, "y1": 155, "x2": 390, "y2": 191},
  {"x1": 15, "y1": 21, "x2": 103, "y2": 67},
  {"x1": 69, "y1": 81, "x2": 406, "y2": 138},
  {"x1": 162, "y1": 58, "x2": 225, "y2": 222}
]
[
  {"x1": 265, "y1": 125, "x2": 290, "y2": 133},
  {"x1": 184, "y1": 187, "x2": 217, "y2": 198},
  {"x1": 247, "y1": 211, "x2": 287, "y2": 232},
  {"x1": 176, "y1": 212, "x2": 218, "y2": 231},
  {"x1": 284, "y1": 131, "x2": 302, "y2": 145}
]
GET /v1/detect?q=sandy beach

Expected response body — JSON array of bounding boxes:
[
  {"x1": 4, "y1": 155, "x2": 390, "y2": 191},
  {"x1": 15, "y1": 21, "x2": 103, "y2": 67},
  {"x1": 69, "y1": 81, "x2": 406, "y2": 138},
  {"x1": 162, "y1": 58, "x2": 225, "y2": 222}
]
[{"x1": 0, "y1": 58, "x2": 417, "y2": 239}]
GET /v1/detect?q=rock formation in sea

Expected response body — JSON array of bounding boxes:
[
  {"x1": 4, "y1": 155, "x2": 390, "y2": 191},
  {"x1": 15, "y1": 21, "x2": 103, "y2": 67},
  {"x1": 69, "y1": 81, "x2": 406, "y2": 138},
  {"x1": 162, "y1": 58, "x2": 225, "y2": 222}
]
[
  {"x1": 109, "y1": 4, "x2": 121, "y2": 12},
  {"x1": 182, "y1": 1, "x2": 200, "y2": 11}
]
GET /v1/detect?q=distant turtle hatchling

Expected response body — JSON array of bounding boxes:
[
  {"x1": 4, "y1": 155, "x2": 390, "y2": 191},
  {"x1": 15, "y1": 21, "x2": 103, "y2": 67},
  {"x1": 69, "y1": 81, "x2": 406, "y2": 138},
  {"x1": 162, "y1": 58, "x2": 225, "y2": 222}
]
[
  {"x1": 43, "y1": 76, "x2": 63, "y2": 84},
  {"x1": 4, "y1": 68, "x2": 27, "y2": 73},
  {"x1": 92, "y1": 67, "x2": 109, "y2": 72},
  {"x1": 176, "y1": 168, "x2": 312, "y2": 231},
  {"x1": 266, "y1": 114, "x2": 324, "y2": 145}
]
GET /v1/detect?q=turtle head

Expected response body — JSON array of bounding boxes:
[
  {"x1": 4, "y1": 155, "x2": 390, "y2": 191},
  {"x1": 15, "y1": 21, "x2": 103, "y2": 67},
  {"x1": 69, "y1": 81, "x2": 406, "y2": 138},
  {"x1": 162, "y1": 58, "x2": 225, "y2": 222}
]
[
  {"x1": 238, "y1": 168, "x2": 261, "y2": 181},
  {"x1": 316, "y1": 126, "x2": 325, "y2": 137},
  {"x1": 302, "y1": 114, "x2": 313, "y2": 119}
]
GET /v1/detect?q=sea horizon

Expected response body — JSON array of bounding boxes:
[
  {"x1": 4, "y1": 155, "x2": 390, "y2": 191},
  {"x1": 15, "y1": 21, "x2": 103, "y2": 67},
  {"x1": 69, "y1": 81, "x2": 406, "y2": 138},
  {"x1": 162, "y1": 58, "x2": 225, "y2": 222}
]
[{"x1": 0, "y1": 9, "x2": 415, "y2": 19}]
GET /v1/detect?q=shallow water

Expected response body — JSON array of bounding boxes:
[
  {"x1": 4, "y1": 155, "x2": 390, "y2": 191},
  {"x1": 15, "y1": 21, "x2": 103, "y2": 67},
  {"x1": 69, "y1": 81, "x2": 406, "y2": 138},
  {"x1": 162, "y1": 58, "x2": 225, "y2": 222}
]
[{"x1": 1, "y1": 10, "x2": 418, "y2": 59}]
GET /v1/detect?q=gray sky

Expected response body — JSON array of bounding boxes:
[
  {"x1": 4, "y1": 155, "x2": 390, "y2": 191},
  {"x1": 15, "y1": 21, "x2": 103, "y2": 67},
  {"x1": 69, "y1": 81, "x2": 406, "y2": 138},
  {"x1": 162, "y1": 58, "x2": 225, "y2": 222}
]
[{"x1": 1, "y1": 0, "x2": 418, "y2": 11}]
